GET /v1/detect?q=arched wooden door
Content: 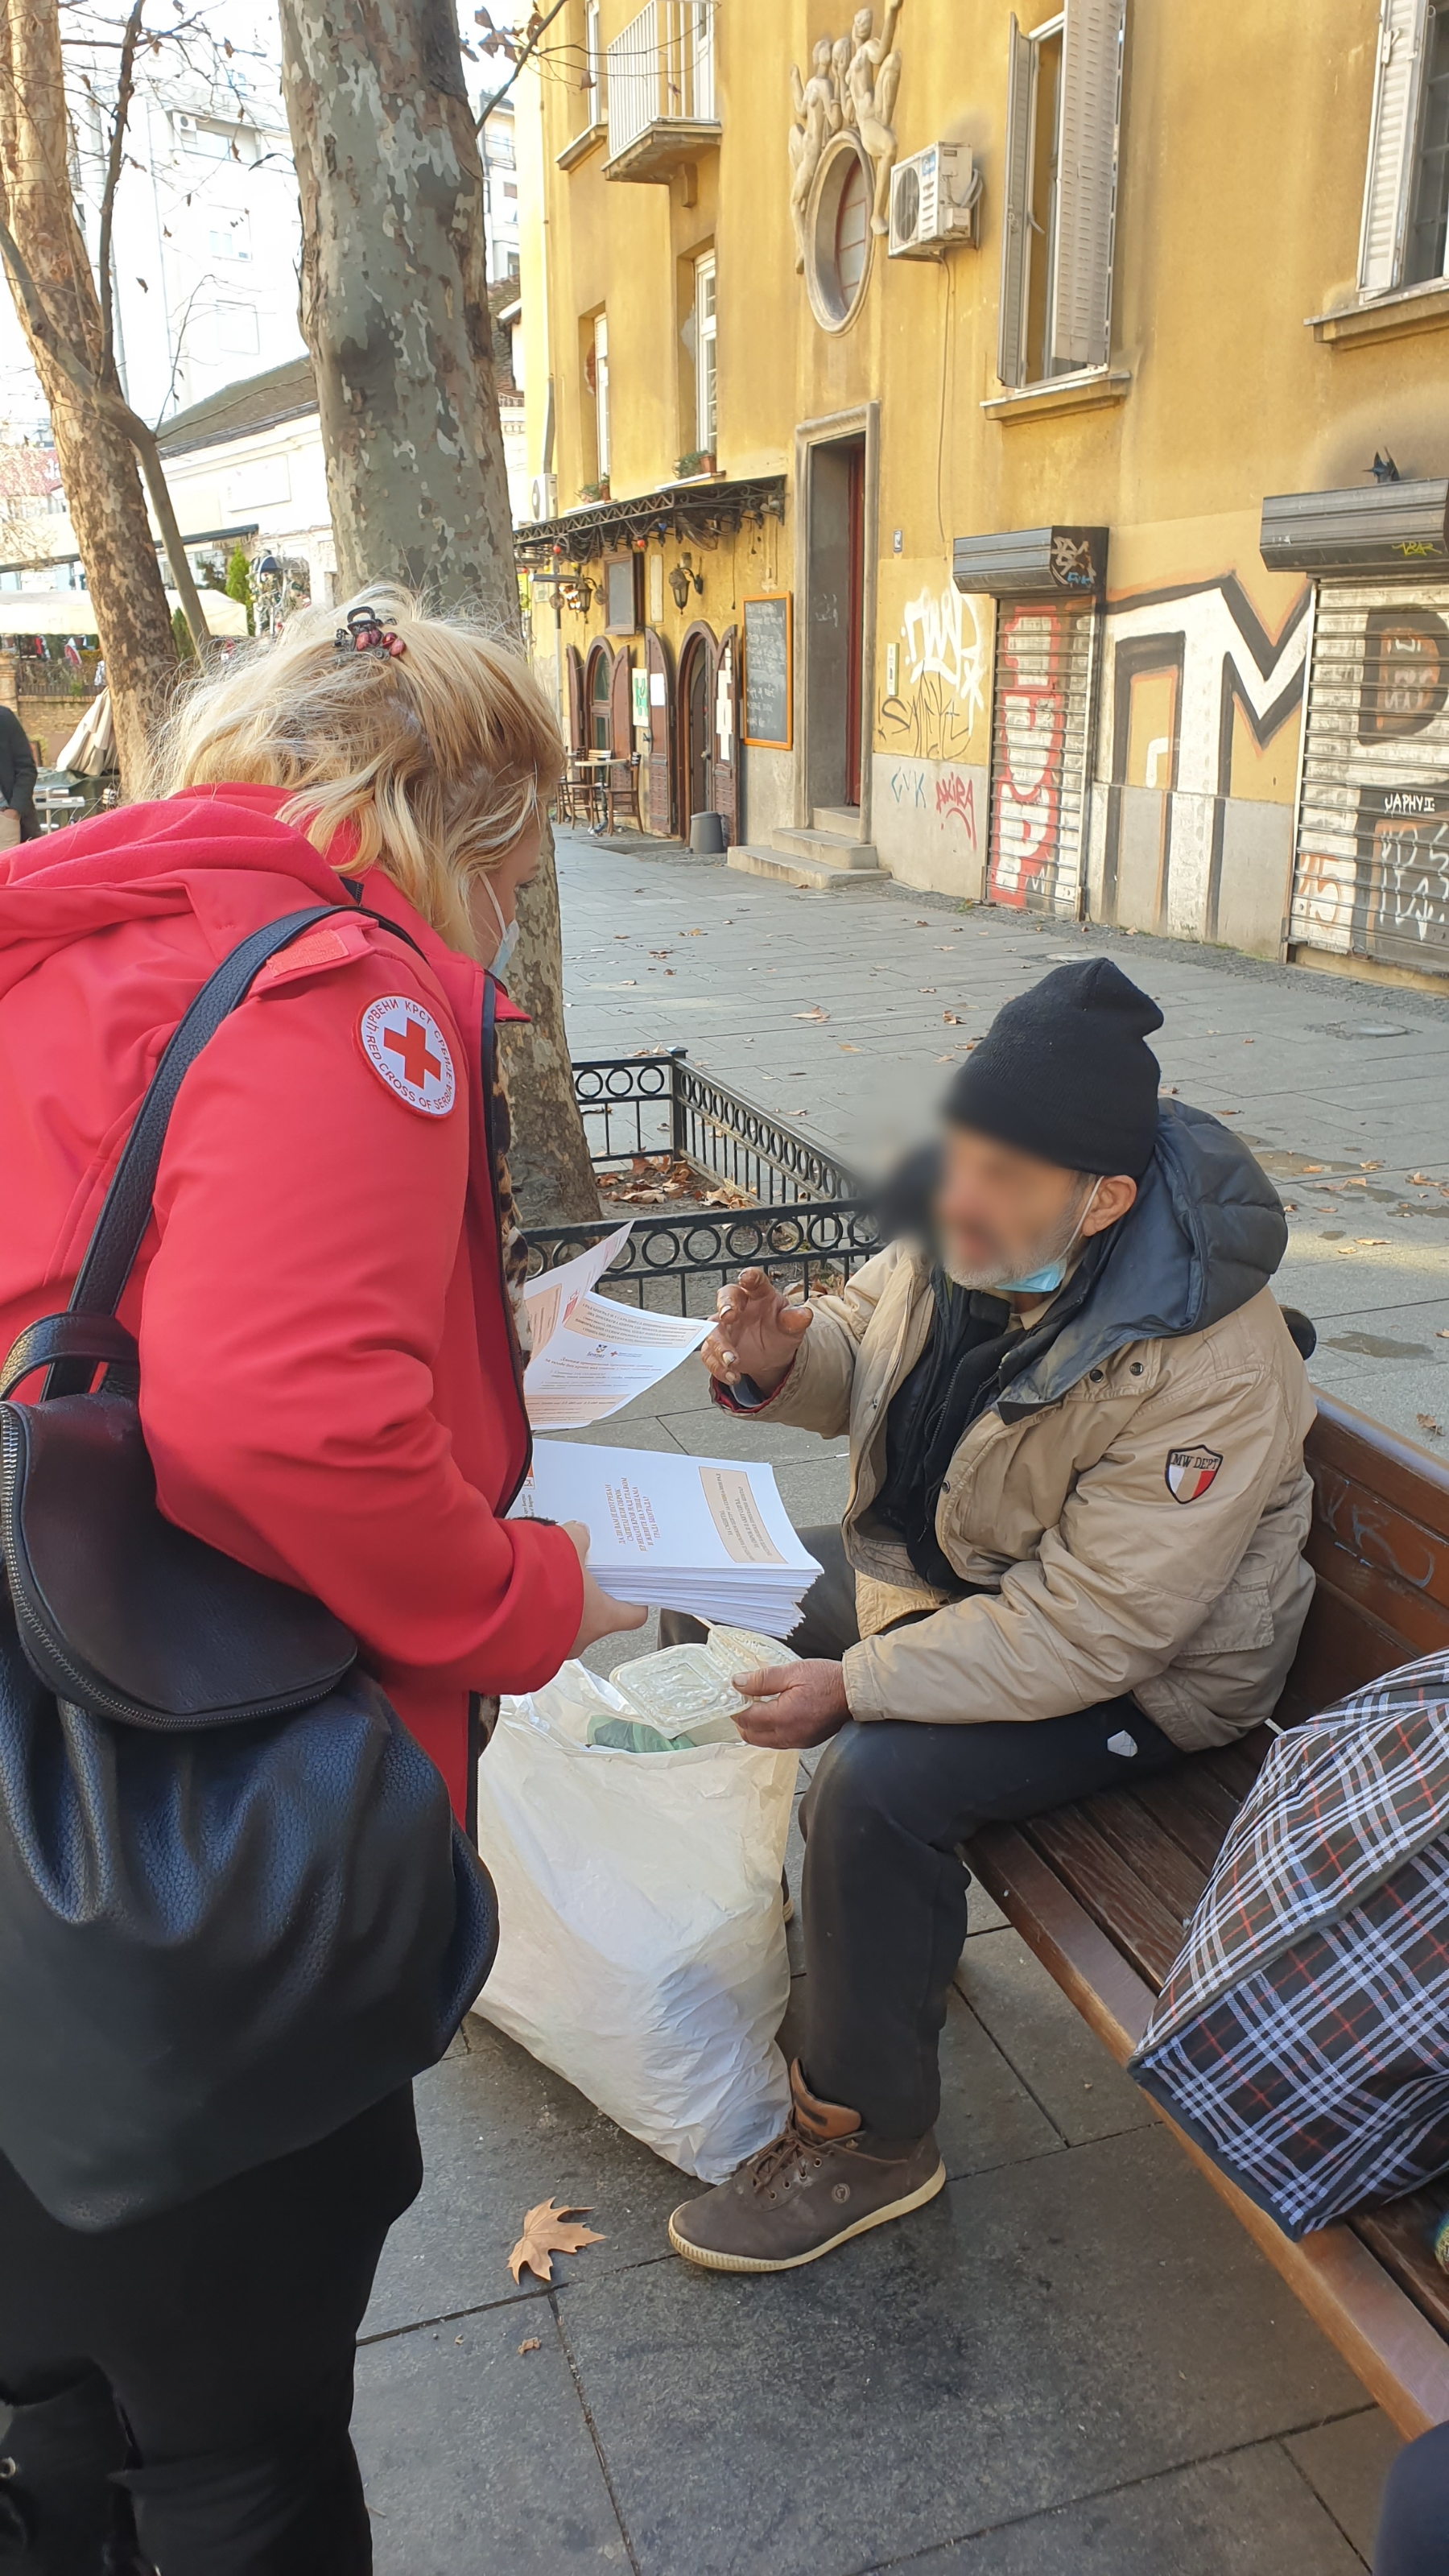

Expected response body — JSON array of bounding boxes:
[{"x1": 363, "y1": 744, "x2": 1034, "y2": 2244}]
[
  {"x1": 644, "y1": 628, "x2": 675, "y2": 835},
  {"x1": 564, "y1": 643, "x2": 584, "y2": 753},
  {"x1": 585, "y1": 639, "x2": 613, "y2": 753},
  {"x1": 712, "y1": 623, "x2": 741, "y2": 846},
  {"x1": 609, "y1": 643, "x2": 634, "y2": 759},
  {"x1": 677, "y1": 621, "x2": 716, "y2": 830}
]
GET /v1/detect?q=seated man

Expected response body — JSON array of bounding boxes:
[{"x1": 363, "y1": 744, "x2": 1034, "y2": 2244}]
[{"x1": 666, "y1": 959, "x2": 1315, "y2": 2274}]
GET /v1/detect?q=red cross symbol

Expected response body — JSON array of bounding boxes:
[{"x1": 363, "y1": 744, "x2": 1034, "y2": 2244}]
[{"x1": 383, "y1": 1015, "x2": 442, "y2": 1091}]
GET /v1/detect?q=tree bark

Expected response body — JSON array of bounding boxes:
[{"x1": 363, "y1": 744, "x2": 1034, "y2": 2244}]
[
  {"x1": 0, "y1": 0, "x2": 178, "y2": 791},
  {"x1": 279, "y1": 0, "x2": 597, "y2": 1223},
  {"x1": 279, "y1": 0, "x2": 596, "y2": 1220}
]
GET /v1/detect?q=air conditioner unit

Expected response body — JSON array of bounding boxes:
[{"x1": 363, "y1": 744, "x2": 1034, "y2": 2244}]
[
  {"x1": 889, "y1": 143, "x2": 980, "y2": 258},
  {"x1": 530, "y1": 473, "x2": 558, "y2": 522}
]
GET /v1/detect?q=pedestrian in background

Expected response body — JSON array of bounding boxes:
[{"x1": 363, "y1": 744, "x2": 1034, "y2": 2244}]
[{"x1": 0, "y1": 588, "x2": 644, "y2": 2571}]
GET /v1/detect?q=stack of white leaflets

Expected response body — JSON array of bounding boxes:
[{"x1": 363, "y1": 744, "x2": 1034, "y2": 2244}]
[
  {"x1": 511, "y1": 1441, "x2": 822, "y2": 1637},
  {"x1": 522, "y1": 1220, "x2": 712, "y2": 1431}
]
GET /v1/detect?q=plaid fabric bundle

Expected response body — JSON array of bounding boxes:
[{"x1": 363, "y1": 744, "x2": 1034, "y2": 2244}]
[{"x1": 1129, "y1": 1648, "x2": 1449, "y2": 2240}]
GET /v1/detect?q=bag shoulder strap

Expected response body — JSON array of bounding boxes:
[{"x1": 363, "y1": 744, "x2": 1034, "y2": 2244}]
[{"x1": 65, "y1": 906, "x2": 350, "y2": 1324}]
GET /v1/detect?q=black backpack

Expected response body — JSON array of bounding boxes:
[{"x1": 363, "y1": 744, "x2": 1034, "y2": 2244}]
[{"x1": 0, "y1": 906, "x2": 497, "y2": 2230}]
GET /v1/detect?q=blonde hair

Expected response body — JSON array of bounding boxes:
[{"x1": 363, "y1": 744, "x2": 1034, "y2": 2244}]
[{"x1": 146, "y1": 584, "x2": 565, "y2": 955}]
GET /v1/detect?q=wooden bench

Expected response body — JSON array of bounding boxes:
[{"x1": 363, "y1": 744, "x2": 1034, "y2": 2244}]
[{"x1": 966, "y1": 1392, "x2": 1449, "y2": 2438}]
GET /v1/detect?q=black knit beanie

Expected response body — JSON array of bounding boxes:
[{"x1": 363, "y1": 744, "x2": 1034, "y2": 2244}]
[{"x1": 943, "y1": 959, "x2": 1165, "y2": 1179}]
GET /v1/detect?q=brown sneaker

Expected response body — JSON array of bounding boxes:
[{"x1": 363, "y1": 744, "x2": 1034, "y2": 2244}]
[{"x1": 668, "y1": 2060, "x2": 945, "y2": 2273}]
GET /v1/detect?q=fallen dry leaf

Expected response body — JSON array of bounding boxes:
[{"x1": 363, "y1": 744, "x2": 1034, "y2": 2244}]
[
  {"x1": 838, "y1": 1042, "x2": 861, "y2": 1052},
  {"x1": 793, "y1": 1007, "x2": 829, "y2": 1022},
  {"x1": 1361, "y1": 1161, "x2": 1383, "y2": 1170},
  {"x1": 1282, "y1": 1202, "x2": 1297, "y2": 1212},
  {"x1": 1304, "y1": 1164, "x2": 1325, "y2": 1174},
  {"x1": 943, "y1": 1010, "x2": 961, "y2": 1024},
  {"x1": 1356, "y1": 1237, "x2": 1389, "y2": 1245},
  {"x1": 518, "y1": 2337, "x2": 542, "y2": 2355},
  {"x1": 1410, "y1": 1172, "x2": 1434, "y2": 1185},
  {"x1": 1418, "y1": 1414, "x2": 1443, "y2": 1439},
  {"x1": 508, "y1": 2199, "x2": 605, "y2": 2285},
  {"x1": 919, "y1": 986, "x2": 937, "y2": 993},
  {"x1": 1438, "y1": 1329, "x2": 1449, "y2": 1340}
]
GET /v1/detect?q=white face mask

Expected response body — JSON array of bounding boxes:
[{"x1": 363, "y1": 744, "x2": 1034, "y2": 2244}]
[
  {"x1": 997, "y1": 1177, "x2": 1103, "y2": 1297},
  {"x1": 480, "y1": 875, "x2": 519, "y2": 977}
]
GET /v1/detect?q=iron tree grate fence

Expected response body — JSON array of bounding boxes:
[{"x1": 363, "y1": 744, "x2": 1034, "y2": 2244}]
[{"x1": 526, "y1": 1050, "x2": 878, "y2": 1312}]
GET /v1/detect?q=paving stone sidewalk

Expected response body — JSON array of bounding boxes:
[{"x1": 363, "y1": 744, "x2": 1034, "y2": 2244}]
[{"x1": 353, "y1": 833, "x2": 1447, "y2": 2572}]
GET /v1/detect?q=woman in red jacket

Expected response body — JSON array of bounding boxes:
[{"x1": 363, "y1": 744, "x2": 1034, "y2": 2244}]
[{"x1": 0, "y1": 590, "x2": 644, "y2": 2574}]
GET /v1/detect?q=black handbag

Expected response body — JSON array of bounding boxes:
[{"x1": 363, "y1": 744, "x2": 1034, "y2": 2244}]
[{"x1": 0, "y1": 906, "x2": 498, "y2": 2231}]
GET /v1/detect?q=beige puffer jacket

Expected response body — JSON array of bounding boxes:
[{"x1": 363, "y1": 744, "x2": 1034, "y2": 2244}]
[{"x1": 742, "y1": 1230, "x2": 1316, "y2": 1754}]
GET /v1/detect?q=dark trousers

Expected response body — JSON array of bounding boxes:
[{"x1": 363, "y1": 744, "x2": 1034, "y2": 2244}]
[
  {"x1": 1375, "y1": 2421, "x2": 1449, "y2": 2575},
  {"x1": 665, "y1": 1523, "x2": 1182, "y2": 2138},
  {"x1": 0, "y1": 2087, "x2": 421, "y2": 2575}
]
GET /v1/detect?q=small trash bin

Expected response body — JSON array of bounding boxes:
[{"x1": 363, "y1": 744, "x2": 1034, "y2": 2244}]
[{"x1": 689, "y1": 810, "x2": 726, "y2": 855}]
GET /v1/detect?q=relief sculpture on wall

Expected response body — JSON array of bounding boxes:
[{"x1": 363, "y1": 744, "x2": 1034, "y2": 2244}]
[{"x1": 788, "y1": 2, "x2": 903, "y2": 275}]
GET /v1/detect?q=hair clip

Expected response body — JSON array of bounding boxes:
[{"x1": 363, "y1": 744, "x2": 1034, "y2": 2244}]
[{"x1": 335, "y1": 605, "x2": 406, "y2": 658}]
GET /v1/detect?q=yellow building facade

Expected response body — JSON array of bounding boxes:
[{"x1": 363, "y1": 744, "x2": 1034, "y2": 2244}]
[{"x1": 517, "y1": 0, "x2": 1449, "y2": 984}]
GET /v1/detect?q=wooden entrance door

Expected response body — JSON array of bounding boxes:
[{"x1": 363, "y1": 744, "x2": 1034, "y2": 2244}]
[
  {"x1": 712, "y1": 624, "x2": 741, "y2": 844},
  {"x1": 679, "y1": 622, "x2": 716, "y2": 828},
  {"x1": 644, "y1": 629, "x2": 675, "y2": 834},
  {"x1": 844, "y1": 441, "x2": 866, "y2": 807}
]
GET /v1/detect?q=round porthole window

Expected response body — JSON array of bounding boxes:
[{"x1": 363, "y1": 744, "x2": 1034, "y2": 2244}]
[{"x1": 805, "y1": 133, "x2": 875, "y2": 333}]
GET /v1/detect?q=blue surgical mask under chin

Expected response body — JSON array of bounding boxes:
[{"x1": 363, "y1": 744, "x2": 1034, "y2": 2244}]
[
  {"x1": 481, "y1": 877, "x2": 519, "y2": 977},
  {"x1": 997, "y1": 1179, "x2": 1102, "y2": 1298}
]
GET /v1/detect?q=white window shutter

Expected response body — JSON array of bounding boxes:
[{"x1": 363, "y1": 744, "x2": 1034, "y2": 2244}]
[
  {"x1": 997, "y1": 15, "x2": 1035, "y2": 387},
  {"x1": 1357, "y1": 0, "x2": 1430, "y2": 293},
  {"x1": 1049, "y1": 0, "x2": 1125, "y2": 373}
]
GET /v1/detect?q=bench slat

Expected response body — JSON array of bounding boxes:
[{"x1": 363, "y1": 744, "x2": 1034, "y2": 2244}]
[
  {"x1": 1076, "y1": 1789, "x2": 1209, "y2": 1927},
  {"x1": 1310, "y1": 1400, "x2": 1449, "y2": 1534},
  {"x1": 1023, "y1": 1808, "x2": 1187, "y2": 1986},
  {"x1": 1275, "y1": 1579, "x2": 1411, "y2": 1728},
  {"x1": 1311, "y1": 1461, "x2": 1449, "y2": 1617},
  {"x1": 1307, "y1": 1527, "x2": 1449, "y2": 1658},
  {"x1": 1130, "y1": 1768, "x2": 1245, "y2": 1873},
  {"x1": 1354, "y1": 2194, "x2": 1449, "y2": 2343}
]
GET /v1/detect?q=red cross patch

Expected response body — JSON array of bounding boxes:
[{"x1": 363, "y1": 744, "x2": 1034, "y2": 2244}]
[
  {"x1": 356, "y1": 995, "x2": 456, "y2": 1117},
  {"x1": 1165, "y1": 1446, "x2": 1224, "y2": 1504}
]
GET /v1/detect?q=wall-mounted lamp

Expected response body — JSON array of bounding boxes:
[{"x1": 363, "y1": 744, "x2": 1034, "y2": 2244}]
[{"x1": 667, "y1": 564, "x2": 691, "y2": 610}]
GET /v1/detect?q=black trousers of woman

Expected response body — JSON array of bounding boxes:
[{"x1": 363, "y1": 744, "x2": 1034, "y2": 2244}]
[{"x1": 0, "y1": 2087, "x2": 420, "y2": 2576}]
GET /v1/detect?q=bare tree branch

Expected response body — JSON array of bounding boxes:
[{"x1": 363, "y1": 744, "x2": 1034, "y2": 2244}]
[
  {"x1": 97, "y1": 0, "x2": 145, "y2": 383},
  {"x1": 475, "y1": 0, "x2": 569, "y2": 129}
]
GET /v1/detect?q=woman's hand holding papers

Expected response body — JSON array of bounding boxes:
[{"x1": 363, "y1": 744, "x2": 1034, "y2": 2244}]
[
  {"x1": 563, "y1": 1520, "x2": 650, "y2": 1655},
  {"x1": 702, "y1": 1268, "x2": 813, "y2": 1395},
  {"x1": 730, "y1": 1657, "x2": 850, "y2": 1749}
]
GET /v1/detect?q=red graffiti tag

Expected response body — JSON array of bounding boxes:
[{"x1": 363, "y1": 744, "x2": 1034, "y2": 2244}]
[{"x1": 935, "y1": 771, "x2": 976, "y2": 841}]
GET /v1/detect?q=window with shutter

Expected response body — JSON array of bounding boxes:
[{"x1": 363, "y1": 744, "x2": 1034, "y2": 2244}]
[
  {"x1": 1049, "y1": 0, "x2": 1125, "y2": 370},
  {"x1": 1358, "y1": 0, "x2": 1431, "y2": 293},
  {"x1": 996, "y1": 2, "x2": 1124, "y2": 391},
  {"x1": 997, "y1": 16, "x2": 1035, "y2": 388}
]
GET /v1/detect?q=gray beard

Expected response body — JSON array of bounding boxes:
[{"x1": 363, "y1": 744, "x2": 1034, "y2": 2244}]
[{"x1": 940, "y1": 1200, "x2": 1084, "y2": 1294}]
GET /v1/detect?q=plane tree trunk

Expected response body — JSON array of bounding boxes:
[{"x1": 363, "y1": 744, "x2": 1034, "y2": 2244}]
[
  {"x1": 279, "y1": 0, "x2": 597, "y2": 1220},
  {"x1": 0, "y1": 0, "x2": 179, "y2": 792}
]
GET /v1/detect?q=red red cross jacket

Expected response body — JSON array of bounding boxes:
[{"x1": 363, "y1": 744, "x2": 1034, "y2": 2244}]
[{"x1": 0, "y1": 782, "x2": 583, "y2": 1818}]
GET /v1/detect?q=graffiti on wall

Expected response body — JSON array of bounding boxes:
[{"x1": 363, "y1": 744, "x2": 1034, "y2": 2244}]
[
  {"x1": 1097, "y1": 572, "x2": 1310, "y2": 931},
  {"x1": 989, "y1": 603, "x2": 1069, "y2": 906},
  {"x1": 935, "y1": 770, "x2": 976, "y2": 838},
  {"x1": 879, "y1": 578, "x2": 985, "y2": 762},
  {"x1": 1294, "y1": 601, "x2": 1449, "y2": 967}
]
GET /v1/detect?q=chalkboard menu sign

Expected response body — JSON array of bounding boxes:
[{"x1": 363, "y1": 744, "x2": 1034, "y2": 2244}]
[{"x1": 743, "y1": 594, "x2": 793, "y2": 749}]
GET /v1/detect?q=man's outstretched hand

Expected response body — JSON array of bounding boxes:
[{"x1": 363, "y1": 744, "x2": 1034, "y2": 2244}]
[
  {"x1": 701, "y1": 1266, "x2": 813, "y2": 1396},
  {"x1": 731, "y1": 1658, "x2": 850, "y2": 1750}
]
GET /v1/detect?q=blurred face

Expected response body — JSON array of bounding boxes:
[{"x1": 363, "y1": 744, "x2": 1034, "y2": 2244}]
[
  {"x1": 935, "y1": 1125, "x2": 1136, "y2": 1293},
  {"x1": 468, "y1": 811, "x2": 543, "y2": 965}
]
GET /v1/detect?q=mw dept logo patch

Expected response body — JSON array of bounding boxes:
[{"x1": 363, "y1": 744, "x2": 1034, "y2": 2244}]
[
  {"x1": 1166, "y1": 1446, "x2": 1224, "y2": 1504},
  {"x1": 356, "y1": 995, "x2": 456, "y2": 1117}
]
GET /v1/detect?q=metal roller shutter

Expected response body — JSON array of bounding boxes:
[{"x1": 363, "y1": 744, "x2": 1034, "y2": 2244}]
[
  {"x1": 1291, "y1": 580, "x2": 1449, "y2": 978},
  {"x1": 987, "y1": 597, "x2": 1097, "y2": 914}
]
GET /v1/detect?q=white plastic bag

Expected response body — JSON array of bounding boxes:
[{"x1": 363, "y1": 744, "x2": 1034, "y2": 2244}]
[{"x1": 472, "y1": 1660, "x2": 797, "y2": 2181}]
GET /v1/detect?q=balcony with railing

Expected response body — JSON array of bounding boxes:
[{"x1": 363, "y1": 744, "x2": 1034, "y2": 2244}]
[{"x1": 605, "y1": 0, "x2": 719, "y2": 184}]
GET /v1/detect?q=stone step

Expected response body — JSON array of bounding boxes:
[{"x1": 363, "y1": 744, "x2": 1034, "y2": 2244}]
[
  {"x1": 769, "y1": 825, "x2": 881, "y2": 870},
  {"x1": 812, "y1": 805, "x2": 863, "y2": 837},
  {"x1": 727, "y1": 842, "x2": 886, "y2": 893}
]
